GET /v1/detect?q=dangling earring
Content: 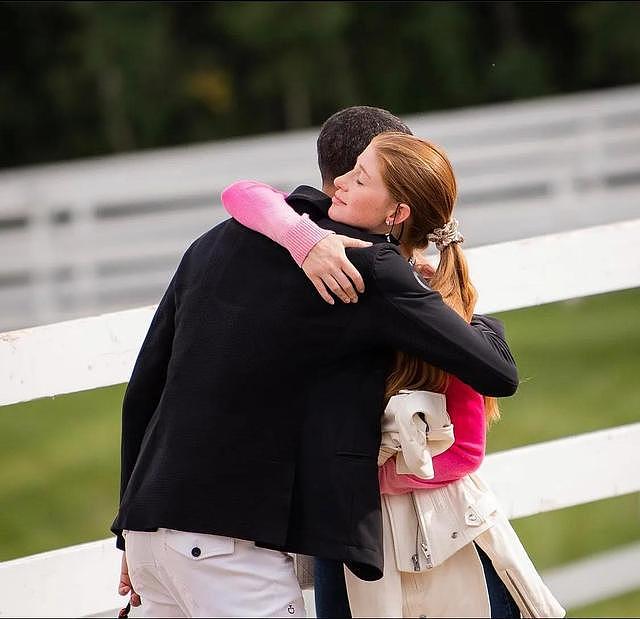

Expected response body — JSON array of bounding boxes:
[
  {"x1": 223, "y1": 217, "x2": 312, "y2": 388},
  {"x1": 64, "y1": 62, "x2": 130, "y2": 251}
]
[{"x1": 385, "y1": 203, "x2": 402, "y2": 243}]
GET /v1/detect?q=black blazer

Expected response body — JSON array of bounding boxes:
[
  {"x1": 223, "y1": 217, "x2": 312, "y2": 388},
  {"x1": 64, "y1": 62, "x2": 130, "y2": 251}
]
[{"x1": 111, "y1": 186, "x2": 518, "y2": 580}]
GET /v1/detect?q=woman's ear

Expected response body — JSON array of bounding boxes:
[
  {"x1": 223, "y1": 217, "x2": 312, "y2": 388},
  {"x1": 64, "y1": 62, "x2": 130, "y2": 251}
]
[{"x1": 395, "y1": 203, "x2": 411, "y2": 225}]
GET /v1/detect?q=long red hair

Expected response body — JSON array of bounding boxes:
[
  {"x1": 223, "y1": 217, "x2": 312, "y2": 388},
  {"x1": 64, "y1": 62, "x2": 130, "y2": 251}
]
[{"x1": 373, "y1": 132, "x2": 500, "y2": 424}]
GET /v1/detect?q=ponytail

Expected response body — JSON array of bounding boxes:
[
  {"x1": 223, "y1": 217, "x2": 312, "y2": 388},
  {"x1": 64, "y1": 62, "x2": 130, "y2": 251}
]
[
  {"x1": 385, "y1": 242, "x2": 501, "y2": 426},
  {"x1": 433, "y1": 243, "x2": 500, "y2": 425},
  {"x1": 430, "y1": 242, "x2": 475, "y2": 321}
]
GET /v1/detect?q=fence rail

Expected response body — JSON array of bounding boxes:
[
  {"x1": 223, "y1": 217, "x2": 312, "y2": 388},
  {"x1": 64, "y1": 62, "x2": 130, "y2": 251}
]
[
  {"x1": 2, "y1": 219, "x2": 638, "y2": 408},
  {"x1": 1, "y1": 84, "x2": 639, "y2": 331}
]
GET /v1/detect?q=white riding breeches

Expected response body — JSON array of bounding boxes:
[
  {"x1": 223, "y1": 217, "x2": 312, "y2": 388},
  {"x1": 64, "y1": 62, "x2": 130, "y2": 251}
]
[{"x1": 124, "y1": 528, "x2": 305, "y2": 618}]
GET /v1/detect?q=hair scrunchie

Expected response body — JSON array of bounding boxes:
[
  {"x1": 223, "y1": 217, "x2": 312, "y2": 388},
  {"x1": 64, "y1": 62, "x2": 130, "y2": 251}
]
[{"x1": 427, "y1": 218, "x2": 464, "y2": 251}]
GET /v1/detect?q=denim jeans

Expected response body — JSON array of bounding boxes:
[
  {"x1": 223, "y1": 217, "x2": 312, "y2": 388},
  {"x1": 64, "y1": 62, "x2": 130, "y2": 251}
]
[
  {"x1": 314, "y1": 547, "x2": 520, "y2": 618},
  {"x1": 476, "y1": 543, "x2": 521, "y2": 619}
]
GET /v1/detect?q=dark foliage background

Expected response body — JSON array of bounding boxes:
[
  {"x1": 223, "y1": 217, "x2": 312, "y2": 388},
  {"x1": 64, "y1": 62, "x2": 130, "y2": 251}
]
[{"x1": 2, "y1": 1, "x2": 639, "y2": 168}]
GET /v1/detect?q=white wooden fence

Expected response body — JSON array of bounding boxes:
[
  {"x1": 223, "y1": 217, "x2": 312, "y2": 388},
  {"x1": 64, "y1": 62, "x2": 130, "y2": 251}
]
[
  {"x1": 1, "y1": 84, "x2": 639, "y2": 332},
  {"x1": 1, "y1": 217, "x2": 639, "y2": 617}
]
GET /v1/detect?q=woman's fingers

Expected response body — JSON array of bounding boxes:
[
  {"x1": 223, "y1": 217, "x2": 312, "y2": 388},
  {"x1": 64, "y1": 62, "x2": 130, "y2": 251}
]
[
  {"x1": 312, "y1": 267, "x2": 364, "y2": 305},
  {"x1": 342, "y1": 259, "x2": 365, "y2": 294},
  {"x1": 337, "y1": 235, "x2": 372, "y2": 249},
  {"x1": 323, "y1": 274, "x2": 352, "y2": 304},
  {"x1": 302, "y1": 235, "x2": 367, "y2": 303},
  {"x1": 312, "y1": 276, "x2": 335, "y2": 305},
  {"x1": 305, "y1": 258, "x2": 366, "y2": 305},
  {"x1": 332, "y1": 270, "x2": 358, "y2": 303}
]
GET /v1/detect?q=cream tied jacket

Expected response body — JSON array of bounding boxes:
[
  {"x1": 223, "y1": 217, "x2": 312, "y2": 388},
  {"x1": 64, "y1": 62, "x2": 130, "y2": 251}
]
[
  {"x1": 378, "y1": 389, "x2": 454, "y2": 478},
  {"x1": 378, "y1": 390, "x2": 565, "y2": 618}
]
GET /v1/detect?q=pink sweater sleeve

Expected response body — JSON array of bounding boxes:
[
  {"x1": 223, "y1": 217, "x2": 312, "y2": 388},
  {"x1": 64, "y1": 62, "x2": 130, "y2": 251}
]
[
  {"x1": 220, "y1": 180, "x2": 334, "y2": 266},
  {"x1": 379, "y1": 376, "x2": 486, "y2": 494}
]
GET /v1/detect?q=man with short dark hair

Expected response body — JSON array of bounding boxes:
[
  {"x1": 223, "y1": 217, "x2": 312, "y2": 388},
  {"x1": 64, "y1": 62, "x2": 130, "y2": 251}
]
[
  {"x1": 113, "y1": 106, "x2": 517, "y2": 617},
  {"x1": 317, "y1": 106, "x2": 412, "y2": 187}
]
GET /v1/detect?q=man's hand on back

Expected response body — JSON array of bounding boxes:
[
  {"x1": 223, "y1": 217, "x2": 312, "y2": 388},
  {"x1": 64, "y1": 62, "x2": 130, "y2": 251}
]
[
  {"x1": 301, "y1": 234, "x2": 372, "y2": 305},
  {"x1": 412, "y1": 250, "x2": 436, "y2": 280}
]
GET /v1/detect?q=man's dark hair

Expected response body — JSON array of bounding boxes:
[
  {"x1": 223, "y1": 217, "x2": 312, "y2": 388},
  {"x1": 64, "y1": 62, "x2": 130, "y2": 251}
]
[{"x1": 317, "y1": 106, "x2": 412, "y2": 186}]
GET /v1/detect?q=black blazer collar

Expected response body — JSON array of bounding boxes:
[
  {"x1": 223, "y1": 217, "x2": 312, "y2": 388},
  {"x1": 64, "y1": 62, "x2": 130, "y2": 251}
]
[{"x1": 286, "y1": 185, "x2": 331, "y2": 219}]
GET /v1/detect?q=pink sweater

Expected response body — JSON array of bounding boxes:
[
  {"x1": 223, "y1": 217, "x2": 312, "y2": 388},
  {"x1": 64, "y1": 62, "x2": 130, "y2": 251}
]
[
  {"x1": 220, "y1": 180, "x2": 487, "y2": 494},
  {"x1": 220, "y1": 181, "x2": 334, "y2": 267}
]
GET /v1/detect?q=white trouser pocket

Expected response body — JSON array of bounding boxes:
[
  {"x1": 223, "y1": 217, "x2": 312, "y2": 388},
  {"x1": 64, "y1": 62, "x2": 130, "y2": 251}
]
[{"x1": 163, "y1": 528, "x2": 235, "y2": 560}]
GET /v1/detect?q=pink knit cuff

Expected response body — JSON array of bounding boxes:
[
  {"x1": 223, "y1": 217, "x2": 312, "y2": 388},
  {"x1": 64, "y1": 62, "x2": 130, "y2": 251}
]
[{"x1": 283, "y1": 213, "x2": 335, "y2": 267}]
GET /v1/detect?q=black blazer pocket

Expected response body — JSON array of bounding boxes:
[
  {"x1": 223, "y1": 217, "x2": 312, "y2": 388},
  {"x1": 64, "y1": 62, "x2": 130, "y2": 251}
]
[{"x1": 335, "y1": 451, "x2": 377, "y2": 461}]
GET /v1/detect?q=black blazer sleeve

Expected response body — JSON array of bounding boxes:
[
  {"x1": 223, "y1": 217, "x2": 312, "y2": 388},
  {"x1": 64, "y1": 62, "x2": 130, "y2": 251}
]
[
  {"x1": 370, "y1": 246, "x2": 519, "y2": 397},
  {"x1": 116, "y1": 274, "x2": 176, "y2": 549}
]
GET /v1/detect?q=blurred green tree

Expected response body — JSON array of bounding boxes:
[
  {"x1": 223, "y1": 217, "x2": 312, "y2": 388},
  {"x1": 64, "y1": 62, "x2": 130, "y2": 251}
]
[
  {"x1": 1, "y1": 1, "x2": 639, "y2": 168},
  {"x1": 215, "y1": 1, "x2": 355, "y2": 129},
  {"x1": 70, "y1": 2, "x2": 175, "y2": 151},
  {"x1": 574, "y1": 2, "x2": 640, "y2": 87}
]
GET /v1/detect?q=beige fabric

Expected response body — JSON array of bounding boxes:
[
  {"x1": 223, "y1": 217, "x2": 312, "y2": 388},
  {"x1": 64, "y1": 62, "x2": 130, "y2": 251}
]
[
  {"x1": 345, "y1": 498, "x2": 491, "y2": 618},
  {"x1": 350, "y1": 388, "x2": 564, "y2": 618},
  {"x1": 351, "y1": 472, "x2": 565, "y2": 618},
  {"x1": 384, "y1": 473, "x2": 498, "y2": 572},
  {"x1": 379, "y1": 389, "x2": 454, "y2": 478}
]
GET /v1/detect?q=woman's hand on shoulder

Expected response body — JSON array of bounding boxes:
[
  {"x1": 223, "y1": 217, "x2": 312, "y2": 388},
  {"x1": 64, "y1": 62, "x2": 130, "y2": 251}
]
[{"x1": 302, "y1": 235, "x2": 372, "y2": 305}]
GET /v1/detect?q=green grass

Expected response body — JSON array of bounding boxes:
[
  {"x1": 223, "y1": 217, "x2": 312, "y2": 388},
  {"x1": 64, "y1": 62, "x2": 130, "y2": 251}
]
[
  {"x1": 0, "y1": 384, "x2": 126, "y2": 560},
  {"x1": 490, "y1": 288, "x2": 640, "y2": 451},
  {"x1": 572, "y1": 588, "x2": 640, "y2": 618},
  {"x1": 0, "y1": 288, "x2": 639, "y2": 615}
]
